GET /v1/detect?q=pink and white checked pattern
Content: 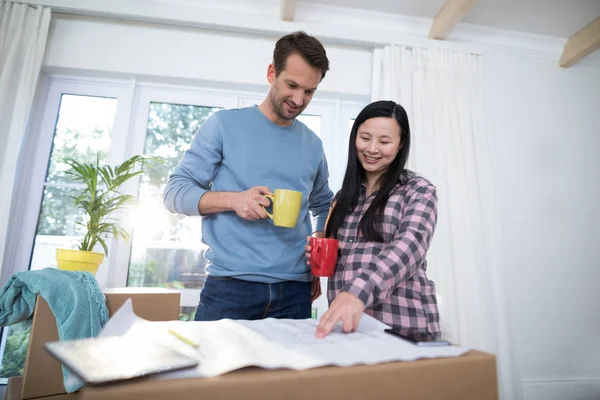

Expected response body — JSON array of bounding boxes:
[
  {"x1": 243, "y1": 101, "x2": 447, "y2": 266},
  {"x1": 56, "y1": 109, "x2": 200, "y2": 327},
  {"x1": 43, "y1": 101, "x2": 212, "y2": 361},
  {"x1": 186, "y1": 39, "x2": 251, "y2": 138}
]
[{"x1": 327, "y1": 176, "x2": 440, "y2": 335}]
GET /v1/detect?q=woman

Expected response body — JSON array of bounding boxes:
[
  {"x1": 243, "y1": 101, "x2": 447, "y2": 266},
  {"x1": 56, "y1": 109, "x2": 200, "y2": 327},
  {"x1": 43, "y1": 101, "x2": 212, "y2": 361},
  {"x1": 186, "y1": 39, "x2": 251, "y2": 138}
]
[{"x1": 308, "y1": 100, "x2": 440, "y2": 339}]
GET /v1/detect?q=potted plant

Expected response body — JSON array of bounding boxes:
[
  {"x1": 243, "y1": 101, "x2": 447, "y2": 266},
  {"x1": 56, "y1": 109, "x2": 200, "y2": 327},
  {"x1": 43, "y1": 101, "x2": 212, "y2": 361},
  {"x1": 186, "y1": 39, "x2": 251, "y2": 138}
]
[{"x1": 55, "y1": 154, "x2": 157, "y2": 275}]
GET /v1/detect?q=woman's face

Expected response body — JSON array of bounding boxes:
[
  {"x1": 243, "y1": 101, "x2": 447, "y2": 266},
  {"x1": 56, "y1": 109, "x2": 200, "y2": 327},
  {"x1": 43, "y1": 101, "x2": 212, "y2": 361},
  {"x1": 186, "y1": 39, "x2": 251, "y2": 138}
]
[{"x1": 355, "y1": 117, "x2": 401, "y2": 178}]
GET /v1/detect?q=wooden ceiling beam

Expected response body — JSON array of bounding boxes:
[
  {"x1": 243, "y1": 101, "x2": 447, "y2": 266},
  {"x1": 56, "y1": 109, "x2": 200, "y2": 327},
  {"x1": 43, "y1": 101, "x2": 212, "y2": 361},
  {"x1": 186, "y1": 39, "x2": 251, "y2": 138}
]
[
  {"x1": 429, "y1": 0, "x2": 479, "y2": 40},
  {"x1": 559, "y1": 17, "x2": 600, "y2": 68},
  {"x1": 280, "y1": 0, "x2": 296, "y2": 22}
]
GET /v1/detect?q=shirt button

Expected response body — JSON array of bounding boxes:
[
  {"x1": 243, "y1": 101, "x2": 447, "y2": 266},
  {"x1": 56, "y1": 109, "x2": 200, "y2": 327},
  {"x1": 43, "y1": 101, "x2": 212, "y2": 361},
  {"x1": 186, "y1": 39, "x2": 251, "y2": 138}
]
[{"x1": 349, "y1": 239, "x2": 354, "y2": 243}]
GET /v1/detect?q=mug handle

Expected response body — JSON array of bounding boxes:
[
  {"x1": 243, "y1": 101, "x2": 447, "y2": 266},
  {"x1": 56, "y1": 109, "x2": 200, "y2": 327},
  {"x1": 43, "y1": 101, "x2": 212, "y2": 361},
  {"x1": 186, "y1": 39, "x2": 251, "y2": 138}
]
[{"x1": 261, "y1": 194, "x2": 274, "y2": 220}]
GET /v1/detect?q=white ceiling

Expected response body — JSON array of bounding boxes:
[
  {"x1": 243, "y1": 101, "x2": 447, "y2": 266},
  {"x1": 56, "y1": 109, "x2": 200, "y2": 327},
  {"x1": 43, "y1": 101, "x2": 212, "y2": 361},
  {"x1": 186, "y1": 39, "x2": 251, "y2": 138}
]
[{"x1": 301, "y1": 0, "x2": 600, "y2": 38}]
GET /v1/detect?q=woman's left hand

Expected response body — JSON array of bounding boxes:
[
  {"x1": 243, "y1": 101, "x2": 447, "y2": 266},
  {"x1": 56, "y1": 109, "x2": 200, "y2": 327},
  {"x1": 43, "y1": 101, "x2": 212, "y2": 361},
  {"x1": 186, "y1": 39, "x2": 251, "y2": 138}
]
[{"x1": 316, "y1": 292, "x2": 365, "y2": 338}]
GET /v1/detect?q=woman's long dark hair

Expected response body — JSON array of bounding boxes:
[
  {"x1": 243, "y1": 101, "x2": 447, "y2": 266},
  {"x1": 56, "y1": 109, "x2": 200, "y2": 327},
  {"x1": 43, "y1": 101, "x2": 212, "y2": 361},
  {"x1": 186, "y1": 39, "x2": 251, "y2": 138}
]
[{"x1": 325, "y1": 100, "x2": 414, "y2": 242}]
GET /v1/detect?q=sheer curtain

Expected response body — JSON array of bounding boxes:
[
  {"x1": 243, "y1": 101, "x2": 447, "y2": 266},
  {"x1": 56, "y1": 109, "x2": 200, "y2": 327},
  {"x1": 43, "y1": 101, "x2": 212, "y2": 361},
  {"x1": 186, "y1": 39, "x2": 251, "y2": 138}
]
[
  {"x1": 372, "y1": 45, "x2": 500, "y2": 353},
  {"x1": 0, "y1": 1, "x2": 51, "y2": 274}
]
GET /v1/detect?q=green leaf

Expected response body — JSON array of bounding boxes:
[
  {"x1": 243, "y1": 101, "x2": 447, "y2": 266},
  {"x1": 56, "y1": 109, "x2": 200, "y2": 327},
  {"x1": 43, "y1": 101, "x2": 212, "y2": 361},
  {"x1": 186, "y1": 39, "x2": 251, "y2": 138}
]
[{"x1": 97, "y1": 237, "x2": 108, "y2": 256}]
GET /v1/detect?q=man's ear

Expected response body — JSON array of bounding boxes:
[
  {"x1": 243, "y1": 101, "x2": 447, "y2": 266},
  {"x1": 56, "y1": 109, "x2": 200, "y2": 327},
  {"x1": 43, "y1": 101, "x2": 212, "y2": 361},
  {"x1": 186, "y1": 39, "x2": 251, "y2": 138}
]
[{"x1": 267, "y1": 64, "x2": 276, "y2": 85}]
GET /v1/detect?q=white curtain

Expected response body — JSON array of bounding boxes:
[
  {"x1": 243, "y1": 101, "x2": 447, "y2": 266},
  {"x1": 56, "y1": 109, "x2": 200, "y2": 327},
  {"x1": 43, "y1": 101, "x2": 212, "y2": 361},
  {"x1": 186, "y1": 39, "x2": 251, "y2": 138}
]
[
  {"x1": 372, "y1": 45, "x2": 498, "y2": 353},
  {"x1": 0, "y1": 1, "x2": 51, "y2": 273}
]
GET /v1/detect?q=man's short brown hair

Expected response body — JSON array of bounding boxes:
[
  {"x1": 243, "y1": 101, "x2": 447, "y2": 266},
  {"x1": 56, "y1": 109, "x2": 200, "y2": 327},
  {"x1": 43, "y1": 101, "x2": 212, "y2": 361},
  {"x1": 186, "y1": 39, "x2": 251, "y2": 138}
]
[{"x1": 273, "y1": 31, "x2": 330, "y2": 81}]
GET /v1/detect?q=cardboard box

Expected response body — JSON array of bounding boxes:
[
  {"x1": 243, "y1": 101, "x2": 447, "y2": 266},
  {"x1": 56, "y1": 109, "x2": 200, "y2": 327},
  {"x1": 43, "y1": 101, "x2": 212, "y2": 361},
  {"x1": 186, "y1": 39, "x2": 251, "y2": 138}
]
[
  {"x1": 19, "y1": 288, "x2": 180, "y2": 400},
  {"x1": 4, "y1": 377, "x2": 80, "y2": 400},
  {"x1": 4, "y1": 376, "x2": 21, "y2": 400},
  {"x1": 82, "y1": 350, "x2": 497, "y2": 400},
  {"x1": 102, "y1": 288, "x2": 181, "y2": 322},
  {"x1": 20, "y1": 297, "x2": 66, "y2": 399}
]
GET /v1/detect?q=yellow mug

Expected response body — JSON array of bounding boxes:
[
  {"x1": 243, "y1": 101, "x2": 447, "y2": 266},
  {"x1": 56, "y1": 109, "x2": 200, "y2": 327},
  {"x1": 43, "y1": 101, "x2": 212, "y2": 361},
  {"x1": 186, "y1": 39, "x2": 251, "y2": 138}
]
[{"x1": 261, "y1": 189, "x2": 303, "y2": 228}]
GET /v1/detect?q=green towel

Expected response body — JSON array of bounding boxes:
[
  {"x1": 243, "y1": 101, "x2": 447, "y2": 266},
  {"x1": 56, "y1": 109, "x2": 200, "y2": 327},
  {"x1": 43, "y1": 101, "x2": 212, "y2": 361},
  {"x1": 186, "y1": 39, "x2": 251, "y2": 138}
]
[{"x1": 0, "y1": 268, "x2": 108, "y2": 392}]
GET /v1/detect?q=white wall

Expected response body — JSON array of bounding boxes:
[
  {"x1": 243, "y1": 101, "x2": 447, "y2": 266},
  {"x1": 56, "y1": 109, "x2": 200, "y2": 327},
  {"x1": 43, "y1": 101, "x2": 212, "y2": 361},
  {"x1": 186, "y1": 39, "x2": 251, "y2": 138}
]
[
  {"x1": 484, "y1": 54, "x2": 600, "y2": 399},
  {"x1": 43, "y1": 16, "x2": 372, "y2": 97}
]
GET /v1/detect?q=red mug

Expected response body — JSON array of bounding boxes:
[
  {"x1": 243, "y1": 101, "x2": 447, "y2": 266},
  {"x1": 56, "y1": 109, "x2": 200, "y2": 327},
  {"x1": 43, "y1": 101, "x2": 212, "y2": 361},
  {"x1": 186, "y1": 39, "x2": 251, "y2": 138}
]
[{"x1": 310, "y1": 238, "x2": 339, "y2": 277}]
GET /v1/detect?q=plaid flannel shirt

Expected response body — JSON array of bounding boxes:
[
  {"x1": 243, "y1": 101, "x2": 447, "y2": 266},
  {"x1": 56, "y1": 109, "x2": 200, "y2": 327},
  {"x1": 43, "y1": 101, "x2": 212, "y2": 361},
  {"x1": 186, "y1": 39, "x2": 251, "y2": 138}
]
[{"x1": 327, "y1": 176, "x2": 440, "y2": 335}]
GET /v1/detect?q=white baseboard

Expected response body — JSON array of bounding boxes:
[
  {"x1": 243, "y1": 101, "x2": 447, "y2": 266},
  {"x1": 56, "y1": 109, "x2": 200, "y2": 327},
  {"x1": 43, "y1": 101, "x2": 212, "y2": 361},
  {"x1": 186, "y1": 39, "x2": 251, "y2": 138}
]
[{"x1": 522, "y1": 378, "x2": 600, "y2": 400}]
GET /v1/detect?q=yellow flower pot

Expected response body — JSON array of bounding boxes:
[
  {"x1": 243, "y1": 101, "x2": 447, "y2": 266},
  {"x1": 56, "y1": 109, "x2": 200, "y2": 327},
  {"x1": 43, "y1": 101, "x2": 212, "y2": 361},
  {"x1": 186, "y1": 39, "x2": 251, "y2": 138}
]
[{"x1": 56, "y1": 249, "x2": 104, "y2": 276}]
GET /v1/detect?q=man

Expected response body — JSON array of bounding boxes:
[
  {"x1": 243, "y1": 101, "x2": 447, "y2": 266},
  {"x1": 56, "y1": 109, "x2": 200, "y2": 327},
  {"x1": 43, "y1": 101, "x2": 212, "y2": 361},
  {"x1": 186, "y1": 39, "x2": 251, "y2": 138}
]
[{"x1": 163, "y1": 31, "x2": 334, "y2": 321}]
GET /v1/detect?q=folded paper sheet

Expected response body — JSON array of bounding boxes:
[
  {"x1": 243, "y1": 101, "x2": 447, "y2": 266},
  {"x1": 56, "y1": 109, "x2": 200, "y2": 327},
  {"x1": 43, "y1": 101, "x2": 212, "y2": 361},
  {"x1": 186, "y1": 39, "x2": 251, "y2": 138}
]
[{"x1": 70, "y1": 299, "x2": 468, "y2": 385}]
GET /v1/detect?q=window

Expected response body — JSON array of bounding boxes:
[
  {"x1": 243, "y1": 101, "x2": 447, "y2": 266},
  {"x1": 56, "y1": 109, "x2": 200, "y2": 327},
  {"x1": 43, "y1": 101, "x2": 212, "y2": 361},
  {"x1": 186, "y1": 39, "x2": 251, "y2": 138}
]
[
  {"x1": 0, "y1": 77, "x2": 367, "y2": 377},
  {"x1": 111, "y1": 86, "x2": 239, "y2": 307},
  {"x1": 0, "y1": 95, "x2": 117, "y2": 382},
  {"x1": 127, "y1": 102, "x2": 222, "y2": 291},
  {"x1": 30, "y1": 95, "x2": 118, "y2": 272},
  {"x1": 0, "y1": 78, "x2": 134, "y2": 381}
]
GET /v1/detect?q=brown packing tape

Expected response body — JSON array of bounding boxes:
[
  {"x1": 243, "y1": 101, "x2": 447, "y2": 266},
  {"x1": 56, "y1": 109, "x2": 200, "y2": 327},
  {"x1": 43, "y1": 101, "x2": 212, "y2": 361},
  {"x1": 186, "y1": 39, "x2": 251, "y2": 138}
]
[{"x1": 82, "y1": 350, "x2": 498, "y2": 400}]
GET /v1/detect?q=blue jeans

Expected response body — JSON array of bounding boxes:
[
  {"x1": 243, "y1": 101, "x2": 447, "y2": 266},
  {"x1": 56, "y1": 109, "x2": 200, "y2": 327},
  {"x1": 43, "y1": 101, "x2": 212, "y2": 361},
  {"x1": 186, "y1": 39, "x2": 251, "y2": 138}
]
[{"x1": 194, "y1": 276, "x2": 311, "y2": 321}]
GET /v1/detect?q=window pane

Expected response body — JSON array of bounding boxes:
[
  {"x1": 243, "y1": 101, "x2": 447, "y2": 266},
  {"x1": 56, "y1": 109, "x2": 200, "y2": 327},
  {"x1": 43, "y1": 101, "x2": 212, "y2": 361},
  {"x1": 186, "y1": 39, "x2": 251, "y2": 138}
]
[
  {"x1": 36, "y1": 186, "x2": 84, "y2": 236},
  {"x1": 30, "y1": 186, "x2": 87, "y2": 271},
  {"x1": 179, "y1": 306, "x2": 196, "y2": 321},
  {"x1": 0, "y1": 325, "x2": 30, "y2": 380},
  {"x1": 47, "y1": 95, "x2": 115, "y2": 183},
  {"x1": 29, "y1": 95, "x2": 118, "y2": 269},
  {"x1": 127, "y1": 103, "x2": 221, "y2": 290},
  {"x1": 297, "y1": 114, "x2": 321, "y2": 136}
]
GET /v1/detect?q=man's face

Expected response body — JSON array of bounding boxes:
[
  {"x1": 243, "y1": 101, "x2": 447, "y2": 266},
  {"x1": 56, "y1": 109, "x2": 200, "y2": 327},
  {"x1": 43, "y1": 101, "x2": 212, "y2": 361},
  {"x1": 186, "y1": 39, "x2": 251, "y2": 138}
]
[{"x1": 267, "y1": 53, "x2": 322, "y2": 121}]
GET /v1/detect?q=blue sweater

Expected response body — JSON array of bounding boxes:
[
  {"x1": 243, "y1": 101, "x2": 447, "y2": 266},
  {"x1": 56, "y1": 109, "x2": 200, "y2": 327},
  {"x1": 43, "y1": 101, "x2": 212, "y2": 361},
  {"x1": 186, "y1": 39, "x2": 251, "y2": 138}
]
[{"x1": 163, "y1": 106, "x2": 334, "y2": 283}]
